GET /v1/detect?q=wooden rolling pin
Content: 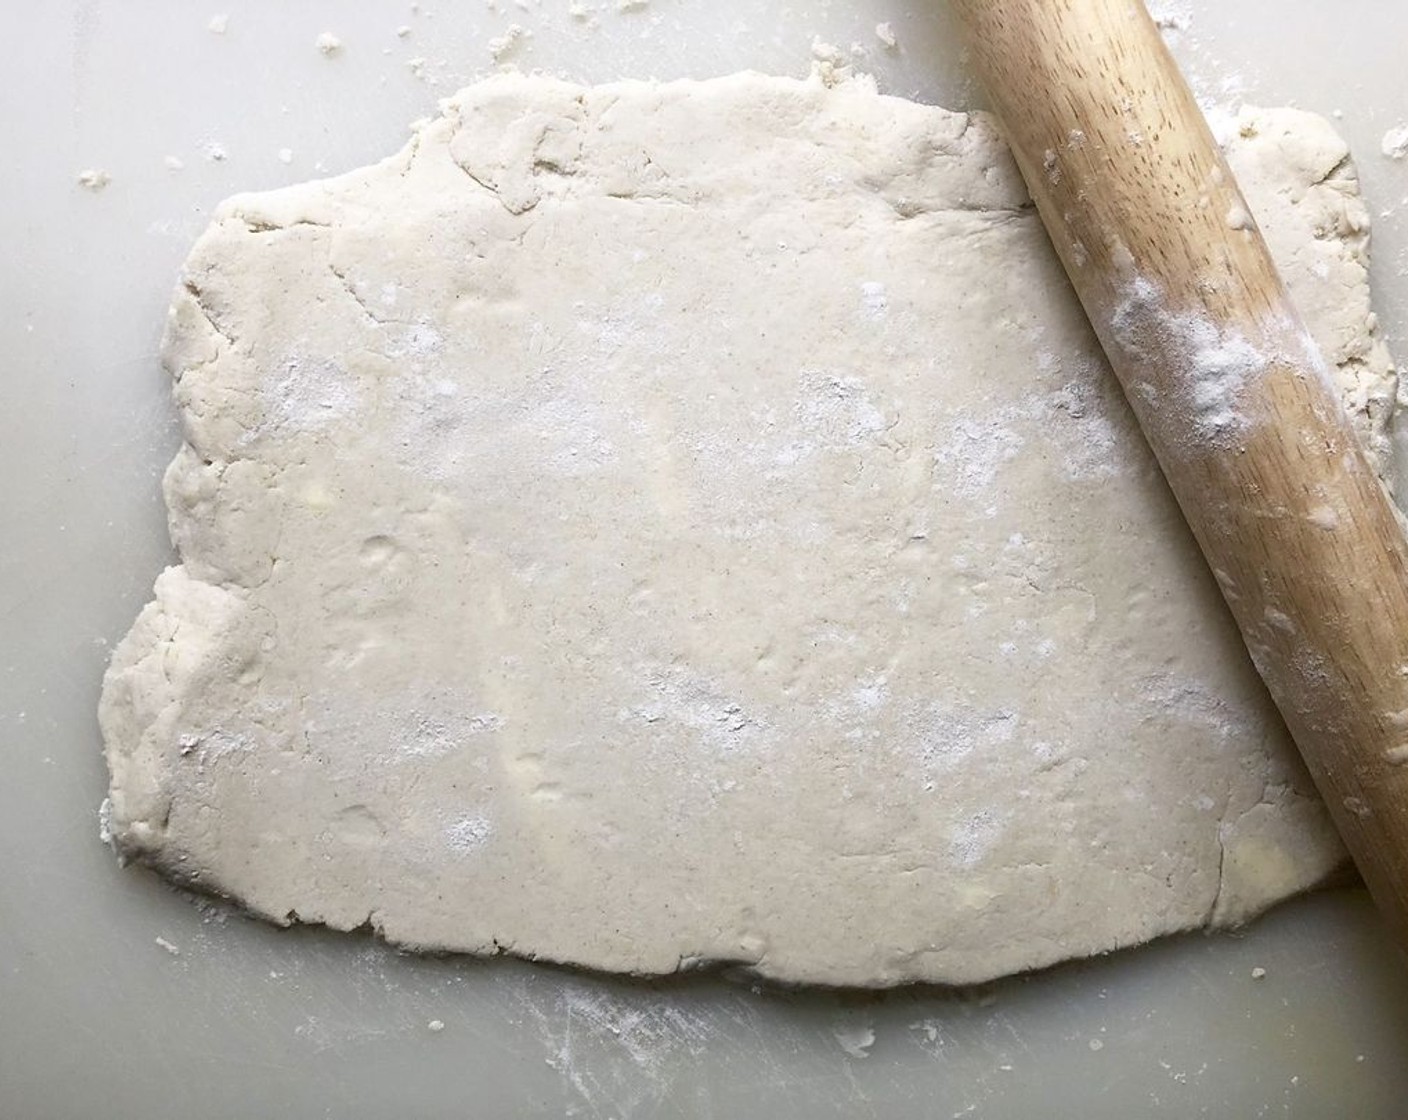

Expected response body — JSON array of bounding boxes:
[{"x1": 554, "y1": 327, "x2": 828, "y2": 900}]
[{"x1": 950, "y1": 0, "x2": 1408, "y2": 946}]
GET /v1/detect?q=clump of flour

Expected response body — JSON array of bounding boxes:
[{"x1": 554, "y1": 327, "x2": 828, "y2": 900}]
[
  {"x1": 1382, "y1": 126, "x2": 1408, "y2": 161},
  {"x1": 488, "y1": 24, "x2": 528, "y2": 61},
  {"x1": 444, "y1": 814, "x2": 493, "y2": 853},
  {"x1": 1146, "y1": 0, "x2": 1192, "y2": 34}
]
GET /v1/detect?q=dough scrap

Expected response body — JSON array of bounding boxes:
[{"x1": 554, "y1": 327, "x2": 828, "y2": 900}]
[{"x1": 100, "y1": 73, "x2": 1397, "y2": 986}]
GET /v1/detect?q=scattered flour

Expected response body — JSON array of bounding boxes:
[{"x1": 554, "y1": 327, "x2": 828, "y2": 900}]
[
  {"x1": 178, "y1": 727, "x2": 255, "y2": 764},
  {"x1": 316, "y1": 32, "x2": 344, "y2": 56},
  {"x1": 1111, "y1": 277, "x2": 1276, "y2": 452},
  {"x1": 1140, "y1": 673, "x2": 1251, "y2": 744},
  {"x1": 518, "y1": 977, "x2": 717, "y2": 1109},
  {"x1": 874, "y1": 22, "x2": 898, "y2": 50},
  {"x1": 1038, "y1": 348, "x2": 1126, "y2": 480},
  {"x1": 76, "y1": 169, "x2": 111, "y2": 191},
  {"x1": 163, "y1": 155, "x2": 185, "y2": 172},
  {"x1": 932, "y1": 353, "x2": 1127, "y2": 493},
  {"x1": 935, "y1": 409, "x2": 1024, "y2": 500},
  {"x1": 621, "y1": 666, "x2": 770, "y2": 756},
  {"x1": 262, "y1": 356, "x2": 361, "y2": 437},
  {"x1": 908, "y1": 701, "x2": 1020, "y2": 779},
  {"x1": 207, "y1": 13, "x2": 229, "y2": 34},
  {"x1": 399, "y1": 710, "x2": 502, "y2": 758},
  {"x1": 792, "y1": 371, "x2": 889, "y2": 453},
  {"x1": 948, "y1": 808, "x2": 1006, "y2": 868}
]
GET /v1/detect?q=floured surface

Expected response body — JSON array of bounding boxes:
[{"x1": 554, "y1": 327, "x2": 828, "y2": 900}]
[{"x1": 99, "y1": 73, "x2": 1395, "y2": 986}]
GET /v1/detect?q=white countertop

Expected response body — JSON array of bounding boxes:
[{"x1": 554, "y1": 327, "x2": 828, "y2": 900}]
[{"x1": 4, "y1": 2, "x2": 1408, "y2": 1116}]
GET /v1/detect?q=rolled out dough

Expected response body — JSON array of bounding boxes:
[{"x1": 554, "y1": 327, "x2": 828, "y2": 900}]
[{"x1": 100, "y1": 72, "x2": 1398, "y2": 986}]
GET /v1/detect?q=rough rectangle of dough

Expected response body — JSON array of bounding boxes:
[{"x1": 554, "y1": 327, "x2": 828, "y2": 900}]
[{"x1": 100, "y1": 72, "x2": 1396, "y2": 986}]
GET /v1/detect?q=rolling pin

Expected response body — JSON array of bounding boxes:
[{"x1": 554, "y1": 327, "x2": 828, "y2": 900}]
[{"x1": 950, "y1": 0, "x2": 1408, "y2": 947}]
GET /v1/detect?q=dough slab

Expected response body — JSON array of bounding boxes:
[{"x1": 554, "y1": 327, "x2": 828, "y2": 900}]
[{"x1": 99, "y1": 72, "x2": 1396, "y2": 986}]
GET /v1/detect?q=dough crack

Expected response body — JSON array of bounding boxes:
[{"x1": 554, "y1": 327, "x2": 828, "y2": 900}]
[
  {"x1": 886, "y1": 198, "x2": 1031, "y2": 221},
  {"x1": 455, "y1": 161, "x2": 535, "y2": 215},
  {"x1": 180, "y1": 278, "x2": 237, "y2": 350},
  {"x1": 327, "y1": 261, "x2": 390, "y2": 327},
  {"x1": 1207, "y1": 821, "x2": 1229, "y2": 924},
  {"x1": 235, "y1": 216, "x2": 333, "y2": 235},
  {"x1": 1310, "y1": 150, "x2": 1355, "y2": 190}
]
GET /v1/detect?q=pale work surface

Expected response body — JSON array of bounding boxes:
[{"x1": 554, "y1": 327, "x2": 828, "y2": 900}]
[
  {"x1": 102, "y1": 72, "x2": 1389, "y2": 987},
  {"x1": 6, "y1": 1, "x2": 1408, "y2": 1116}
]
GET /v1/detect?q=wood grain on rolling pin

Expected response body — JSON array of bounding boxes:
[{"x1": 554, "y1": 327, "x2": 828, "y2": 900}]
[{"x1": 952, "y1": 0, "x2": 1408, "y2": 946}]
